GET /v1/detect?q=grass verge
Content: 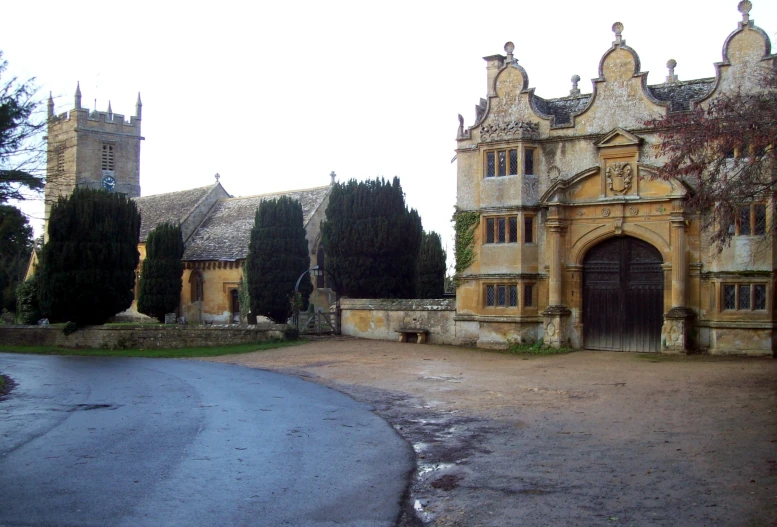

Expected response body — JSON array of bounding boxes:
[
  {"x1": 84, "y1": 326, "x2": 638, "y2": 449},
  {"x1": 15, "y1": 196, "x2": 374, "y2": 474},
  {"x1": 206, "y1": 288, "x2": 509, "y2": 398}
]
[
  {"x1": 505, "y1": 341, "x2": 576, "y2": 356},
  {"x1": 0, "y1": 339, "x2": 307, "y2": 359}
]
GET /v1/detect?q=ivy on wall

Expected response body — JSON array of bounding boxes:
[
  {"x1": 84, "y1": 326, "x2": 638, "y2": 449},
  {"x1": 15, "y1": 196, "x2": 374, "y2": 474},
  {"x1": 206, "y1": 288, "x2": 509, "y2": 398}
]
[{"x1": 453, "y1": 210, "x2": 480, "y2": 275}]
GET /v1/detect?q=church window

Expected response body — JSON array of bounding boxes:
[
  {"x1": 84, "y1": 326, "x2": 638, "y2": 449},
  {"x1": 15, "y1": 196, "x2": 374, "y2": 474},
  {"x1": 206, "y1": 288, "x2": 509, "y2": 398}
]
[
  {"x1": 101, "y1": 143, "x2": 115, "y2": 171},
  {"x1": 485, "y1": 149, "x2": 519, "y2": 178},
  {"x1": 484, "y1": 215, "x2": 518, "y2": 244},
  {"x1": 316, "y1": 246, "x2": 326, "y2": 288},
  {"x1": 190, "y1": 270, "x2": 204, "y2": 302},
  {"x1": 524, "y1": 148, "x2": 535, "y2": 175},
  {"x1": 56, "y1": 146, "x2": 65, "y2": 175}
]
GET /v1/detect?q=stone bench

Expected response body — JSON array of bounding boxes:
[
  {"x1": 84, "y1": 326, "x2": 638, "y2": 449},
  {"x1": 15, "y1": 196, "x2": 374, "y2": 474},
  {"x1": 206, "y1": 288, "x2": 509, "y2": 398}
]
[{"x1": 396, "y1": 327, "x2": 429, "y2": 344}]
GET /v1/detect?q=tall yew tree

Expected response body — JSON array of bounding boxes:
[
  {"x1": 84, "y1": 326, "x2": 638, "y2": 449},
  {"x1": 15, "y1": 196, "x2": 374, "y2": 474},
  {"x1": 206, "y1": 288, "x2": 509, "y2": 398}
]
[
  {"x1": 322, "y1": 177, "x2": 423, "y2": 298},
  {"x1": 38, "y1": 188, "x2": 140, "y2": 325},
  {"x1": 137, "y1": 223, "x2": 184, "y2": 322},
  {"x1": 245, "y1": 196, "x2": 312, "y2": 323},
  {"x1": 417, "y1": 230, "x2": 446, "y2": 299}
]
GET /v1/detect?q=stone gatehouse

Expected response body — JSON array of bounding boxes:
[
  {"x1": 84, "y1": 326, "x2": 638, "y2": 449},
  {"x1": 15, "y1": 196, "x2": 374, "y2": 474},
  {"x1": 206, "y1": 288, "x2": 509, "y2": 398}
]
[{"x1": 453, "y1": 2, "x2": 775, "y2": 355}]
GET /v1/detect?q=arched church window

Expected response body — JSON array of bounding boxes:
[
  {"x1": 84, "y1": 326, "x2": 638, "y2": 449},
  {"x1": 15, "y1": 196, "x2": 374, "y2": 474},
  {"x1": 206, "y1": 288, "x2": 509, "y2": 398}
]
[
  {"x1": 316, "y1": 246, "x2": 326, "y2": 288},
  {"x1": 190, "y1": 270, "x2": 204, "y2": 302}
]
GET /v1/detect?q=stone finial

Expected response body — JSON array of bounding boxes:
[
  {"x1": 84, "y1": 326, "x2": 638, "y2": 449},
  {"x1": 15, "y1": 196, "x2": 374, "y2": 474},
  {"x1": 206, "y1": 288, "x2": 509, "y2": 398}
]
[
  {"x1": 738, "y1": 0, "x2": 752, "y2": 23},
  {"x1": 74, "y1": 82, "x2": 82, "y2": 109},
  {"x1": 47, "y1": 92, "x2": 54, "y2": 118},
  {"x1": 612, "y1": 22, "x2": 624, "y2": 44},
  {"x1": 504, "y1": 41, "x2": 515, "y2": 63},
  {"x1": 107, "y1": 100, "x2": 113, "y2": 118},
  {"x1": 329, "y1": 171, "x2": 336, "y2": 185},
  {"x1": 215, "y1": 173, "x2": 221, "y2": 183},
  {"x1": 570, "y1": 74, "x2": 581, "y2": 95},
  {"x1": 666, "y1": 59, "x2": 679, "y2": 83},
  {"x1": 135, "y1": 92, "x2": 143, "y2": 120}
]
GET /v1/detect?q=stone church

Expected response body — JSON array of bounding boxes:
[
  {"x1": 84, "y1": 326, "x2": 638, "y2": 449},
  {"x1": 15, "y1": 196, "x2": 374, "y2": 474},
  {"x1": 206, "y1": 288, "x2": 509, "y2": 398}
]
[
  {"x1": 453, "y1": 1, "x2": 775, "y2": 355},
  {"x1": 42, "y1": 87, "x2": 333, "y2": 324}
]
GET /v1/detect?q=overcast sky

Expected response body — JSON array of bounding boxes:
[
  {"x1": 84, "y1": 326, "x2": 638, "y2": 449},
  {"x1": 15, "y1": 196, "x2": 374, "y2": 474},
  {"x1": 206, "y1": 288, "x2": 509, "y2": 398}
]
[{"x1": 5, "y1": 0, "x2": 776, "y2": 268}]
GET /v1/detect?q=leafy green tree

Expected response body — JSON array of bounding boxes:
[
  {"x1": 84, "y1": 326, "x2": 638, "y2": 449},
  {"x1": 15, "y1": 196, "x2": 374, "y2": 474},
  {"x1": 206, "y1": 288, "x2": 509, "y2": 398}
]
[
  {"x1": 0, "y1": 204, "x2": 33, "y2": 310},
  {"x1": 322, "y1": 177, "x2": 422, "y2": 298},
  {"x1": 246, "y1": 196, "x2": 312, "y2": 323},
  {"x1": 0, "y1": 52, "x2": 45, "y2": 203},
  {"x1": 137, "y1": 223, "x2": 184, "y2": 322},
  {"x1": 37, "y1": 188, "x2": 140, "y2": 325},
  {"x1": 417, "y1": 231, "x2": 446, "y2": 299}
]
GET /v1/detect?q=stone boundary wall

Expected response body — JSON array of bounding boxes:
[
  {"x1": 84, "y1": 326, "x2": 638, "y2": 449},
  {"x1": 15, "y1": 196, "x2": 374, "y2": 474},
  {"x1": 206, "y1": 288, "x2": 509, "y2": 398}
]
[
  {"x1": 0, "y1": 324, "x2": 286, "y2": 350},
  {"x1": 340, "y1": 298, "x2": 457, "y2": 345}
]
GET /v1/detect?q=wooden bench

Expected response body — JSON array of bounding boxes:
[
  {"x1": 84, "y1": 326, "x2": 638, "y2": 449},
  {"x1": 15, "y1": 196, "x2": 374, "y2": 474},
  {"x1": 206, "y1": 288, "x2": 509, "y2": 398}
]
[{"x1": 396, "y1": 328, "x2": 429, "y2": 344}]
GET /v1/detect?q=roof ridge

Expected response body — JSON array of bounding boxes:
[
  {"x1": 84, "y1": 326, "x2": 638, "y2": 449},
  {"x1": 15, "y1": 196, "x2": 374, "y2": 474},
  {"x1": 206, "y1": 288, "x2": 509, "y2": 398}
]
[
  {"x1": 226, "y1": 185, "x2": 331, "y2": 200},
  {"x1": 134, "y1": 182, "x2": 218, "y2": 201}
]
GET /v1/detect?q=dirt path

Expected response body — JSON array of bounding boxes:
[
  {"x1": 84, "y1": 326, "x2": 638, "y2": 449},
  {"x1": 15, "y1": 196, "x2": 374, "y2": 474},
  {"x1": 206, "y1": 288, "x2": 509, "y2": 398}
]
[{"x1": 203, "y1": 338, "x2": 777, "y2": 527}]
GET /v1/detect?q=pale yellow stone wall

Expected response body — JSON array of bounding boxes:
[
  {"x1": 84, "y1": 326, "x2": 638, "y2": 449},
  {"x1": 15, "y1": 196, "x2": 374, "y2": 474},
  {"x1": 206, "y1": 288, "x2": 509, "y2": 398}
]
[{"x1": 340, "y1": 299, "x2": 456, "y2": 345}]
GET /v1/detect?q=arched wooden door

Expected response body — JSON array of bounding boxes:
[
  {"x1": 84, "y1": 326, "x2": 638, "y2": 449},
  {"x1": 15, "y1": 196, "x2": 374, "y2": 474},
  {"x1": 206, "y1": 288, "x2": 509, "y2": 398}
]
[{"x1": 583, "y1": 237, "x2": 664, "y2": 352}]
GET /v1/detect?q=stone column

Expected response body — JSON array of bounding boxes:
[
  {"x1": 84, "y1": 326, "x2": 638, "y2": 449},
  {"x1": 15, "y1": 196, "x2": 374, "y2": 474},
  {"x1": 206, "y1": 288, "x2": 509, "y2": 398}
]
[
  {"x1": 662, "y1": 213, "x2": 694, "y2": 353},
  {"x1": 548, "y1": 224, "x2": 563, "y2": 306},
  {"x1": 543, "y1": 219, "x2": 571, "y2": 348}
]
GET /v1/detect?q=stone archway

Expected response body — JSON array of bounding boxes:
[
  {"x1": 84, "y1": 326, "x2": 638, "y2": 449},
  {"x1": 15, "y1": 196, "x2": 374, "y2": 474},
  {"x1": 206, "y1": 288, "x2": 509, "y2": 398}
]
[{"x1": 583, "y1": 236, "x2": 664, "y2": 352}]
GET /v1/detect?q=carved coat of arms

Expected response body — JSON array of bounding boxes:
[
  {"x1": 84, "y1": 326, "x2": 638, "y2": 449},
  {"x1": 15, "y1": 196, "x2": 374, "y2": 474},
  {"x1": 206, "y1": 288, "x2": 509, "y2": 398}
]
[{"x1": 606, "y1": 162, "x2": 633, "y2": 194}]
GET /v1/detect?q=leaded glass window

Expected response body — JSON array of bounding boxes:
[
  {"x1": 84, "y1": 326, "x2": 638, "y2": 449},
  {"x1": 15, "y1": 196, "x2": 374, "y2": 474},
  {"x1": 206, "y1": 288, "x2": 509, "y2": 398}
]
[
  {"x1": 497, "y1": 285, "x2": 506, "y2": 306},
  {"x1": 509, "y1": 285, "x2": 518, "y2": 307},
  {"x1": 754, "y1": 205, "x2": 767, "y2": 235},
  {"x1": 486, "y1": 285, "x2": 495, "y2": 306},
  {"x1": 754, "y1": 284, "x2": 767, "y2": 310},
  {"x1": 739, "y1": 284, "x2": 751, "y2": 310},
  {"x1": 723, "y1": 285, "x2": 736, "y2": 310}
]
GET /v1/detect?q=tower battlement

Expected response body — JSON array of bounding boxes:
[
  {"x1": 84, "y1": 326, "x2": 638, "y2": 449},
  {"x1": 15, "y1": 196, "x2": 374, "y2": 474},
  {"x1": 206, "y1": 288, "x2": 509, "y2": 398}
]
[{"x1": 44, "y1": 83, "x2": 144, "y2": 239}]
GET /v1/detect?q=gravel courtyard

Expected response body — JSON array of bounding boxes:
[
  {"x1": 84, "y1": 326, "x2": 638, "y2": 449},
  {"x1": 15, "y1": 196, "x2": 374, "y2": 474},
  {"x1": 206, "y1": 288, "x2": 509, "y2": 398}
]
[{"x1": 204, "y1": 338, "x2": 777, "y2": 527}]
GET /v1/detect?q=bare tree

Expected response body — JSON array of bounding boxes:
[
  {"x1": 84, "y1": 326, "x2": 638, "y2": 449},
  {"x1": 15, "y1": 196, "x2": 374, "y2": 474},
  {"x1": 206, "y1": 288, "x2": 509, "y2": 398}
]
[{"x1": 645, "y1": 68, "x2": 777, "y2": 249}]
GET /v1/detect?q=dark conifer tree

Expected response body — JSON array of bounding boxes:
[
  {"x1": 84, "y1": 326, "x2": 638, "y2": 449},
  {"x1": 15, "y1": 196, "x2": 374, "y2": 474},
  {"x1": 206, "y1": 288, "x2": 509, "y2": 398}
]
[
  {"x1": 417, "y1": 231, "x2": 446, "y2": 299},
  {"x1": 246, "y1": 196, "x2": 312, "y2": 323},
  {"x1": 37, "y1": 188, "x2": 140, "y2": 325},
  {"x1": 137, "y1": 223, "x2": 184, "y2": 322},
  {"x1": 322, "y1": 177, "x2": 423, "y2": 298}
]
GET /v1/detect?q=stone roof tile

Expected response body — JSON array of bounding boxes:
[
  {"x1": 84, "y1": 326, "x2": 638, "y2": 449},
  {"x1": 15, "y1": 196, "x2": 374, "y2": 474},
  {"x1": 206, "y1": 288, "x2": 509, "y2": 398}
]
[
  {"x1": 183, "y1": 185, "x2": 331, "y2": 261},
  {"x1": 647, "y1": 78, "x2": 715, "y2": 112},
  {"x1": 134, "y1": 184, "x2": 219, "y2": 242}
]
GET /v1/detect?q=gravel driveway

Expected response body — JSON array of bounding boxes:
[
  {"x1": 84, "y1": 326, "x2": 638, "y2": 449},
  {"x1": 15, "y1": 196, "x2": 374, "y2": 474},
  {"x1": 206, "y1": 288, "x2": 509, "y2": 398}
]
[{"x1": 204, "y1": 338, "x2": 777, "y2": 527}]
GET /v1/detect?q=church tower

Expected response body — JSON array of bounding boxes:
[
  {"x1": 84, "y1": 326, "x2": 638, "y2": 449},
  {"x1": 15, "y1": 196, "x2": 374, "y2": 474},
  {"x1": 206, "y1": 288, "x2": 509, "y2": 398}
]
[{"x1": 44, "y1": 83, "x2": 144, "y2": 236}]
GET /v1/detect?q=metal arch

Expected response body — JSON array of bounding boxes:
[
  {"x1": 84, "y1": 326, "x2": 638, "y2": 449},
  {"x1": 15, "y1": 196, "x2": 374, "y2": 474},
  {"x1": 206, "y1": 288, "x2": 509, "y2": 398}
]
[{"x1": 293, "y1": 265, "x2": 340, "y2": 335}]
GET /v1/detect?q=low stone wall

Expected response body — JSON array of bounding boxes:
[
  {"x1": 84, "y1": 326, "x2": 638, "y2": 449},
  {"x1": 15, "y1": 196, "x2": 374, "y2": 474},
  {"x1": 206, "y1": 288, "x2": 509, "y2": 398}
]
[
  {"x1": 340, "y1": 298, "x2": 457, "y2": 344},
  {"x1": 0, "y1": 324, "x2": 286, "y2": 349}
]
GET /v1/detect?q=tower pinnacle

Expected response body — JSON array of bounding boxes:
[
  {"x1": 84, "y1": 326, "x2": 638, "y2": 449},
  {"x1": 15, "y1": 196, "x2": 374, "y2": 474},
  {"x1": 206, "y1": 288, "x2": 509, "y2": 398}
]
[{"x1": 75, "y1": 82, "x2": 82, "y2": 109}]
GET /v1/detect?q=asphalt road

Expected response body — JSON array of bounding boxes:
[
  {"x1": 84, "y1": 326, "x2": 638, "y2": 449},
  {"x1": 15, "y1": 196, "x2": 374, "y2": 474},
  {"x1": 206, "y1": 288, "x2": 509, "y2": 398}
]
[{"x1": 0, "y1": 353, "x2": 414, "y2": 527}]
